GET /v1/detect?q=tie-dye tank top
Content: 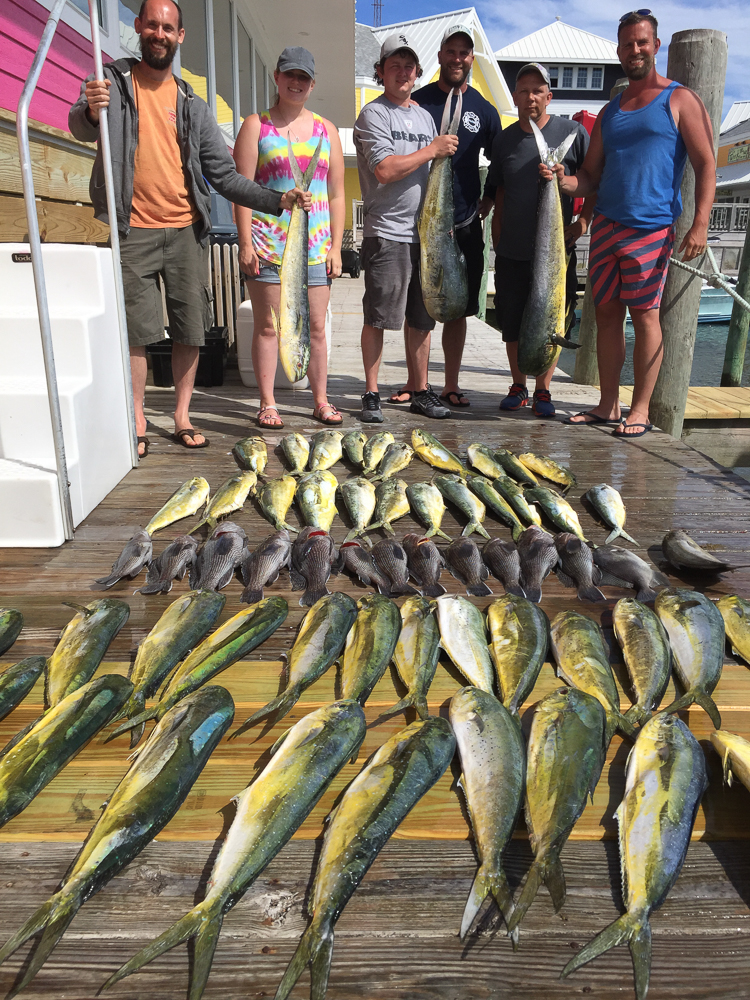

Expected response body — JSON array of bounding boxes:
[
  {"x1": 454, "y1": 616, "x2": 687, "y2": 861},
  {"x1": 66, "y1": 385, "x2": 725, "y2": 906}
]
[{"x1": 252, "y1": 111, "x2": 332, "y2": 266}]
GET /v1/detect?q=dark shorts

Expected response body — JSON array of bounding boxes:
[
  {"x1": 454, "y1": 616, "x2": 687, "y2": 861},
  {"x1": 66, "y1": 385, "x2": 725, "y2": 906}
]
[
  {"x1": 455, "y1": 215, "x2": 485, "y2": 318},
  {"x1": 588, "y1": 214, "x2": 675, "y2": 311},
  {"x1": 494, "y1": 251, "x2": 578, "y2": 343},
  {"x1": 360, "y1": 236, "x2": 435, "y2": 332},
  {"x1": 120, "y1": 221, "x2": 212, "y2": 347}
]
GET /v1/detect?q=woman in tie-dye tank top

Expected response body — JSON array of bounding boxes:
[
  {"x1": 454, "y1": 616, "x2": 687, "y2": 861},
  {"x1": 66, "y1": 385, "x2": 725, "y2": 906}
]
[{"x1": 235, "y1": 47, "x2": 345, "y2": 427}]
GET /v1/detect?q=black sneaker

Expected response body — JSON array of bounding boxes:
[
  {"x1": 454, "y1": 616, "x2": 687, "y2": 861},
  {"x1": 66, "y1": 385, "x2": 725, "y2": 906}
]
[
  {"x1": 360, "y1": 390, "x2": 384, "y2": 423},
  {"x1": 410, "y1": 385, "x2": 451, "y2": 419}
]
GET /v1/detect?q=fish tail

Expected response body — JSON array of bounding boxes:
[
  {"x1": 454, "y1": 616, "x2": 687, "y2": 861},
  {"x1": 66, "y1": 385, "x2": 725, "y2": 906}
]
[
  {"x1": 662, "y1": 687, "x2": 721, "y2": 729},
  {"x1": 241, "y1": 586, "x2": 264, "y2": 605},
  {"x1": 510, "y1": 524, "x2": 523, "y2": 543},
  {"x1": 103, "y1": 703, "x2": 160, "y2": 743},
  {"x1": 577, "y1": 584, "x2": 606, "y2": 603},
  {"x1": 467, "y1": 581, "x2": 493, "y2": 598},
  {"x1": 391, "y1": 581, "x2": 418, "y2": 597},
  {"x1": 231, "y1": 685, "x2": 300, "y2": 739},
  {"x1": 274, "y1": 922, "x2": 333, "y2": 1000},
  {"x1": 426, "y1": 526, "x2": 452, "y2": 541},
  {"x1": 606, "y1": 710, "x2": 637, "y2": 744},
  {"x1": 460, "y1": 865, "x2": 515, "y2": 941},
  {"x1": 103, "y1": 903, "x2": 222, "y2": 999},
  {"x1": 0, "y1": 885, "x2": 81, "y2": 993},
  {"x1": 508, "y1": 851, "x2": 565, "y2": 935},
  {"x1": 422, "y1": 582, "x2": 447, "y2": 598},
  {"x1": 635, "y1": 587, "x2": 658, "y2": 602},
  {"x1": 375, "y1": 691, "x2": 428, "y2": 723},
  {"x1": 624, "y1": 704, "x2": 652, "y2": 728},
  {"x1": 605, "y1": 526, "x2": 621, "y2": 545},
  {"x1": 343, "y1": 528, "x2": 360, "y2": 543},
  {"x1": 462, "y1": 522, "x2": 490, "y2": 540},
  {"x1": 135, "y1": 578, "x2": 168, "y2": 595},
  {"x1": 93, "y1": 572, "x2": 119, "y2": 588},
  {"x1": 561, "y1": 910, "x2": 651, "y2": 1000},
  {"x1": 551, "y1": 334, "x2": 581, "y2": 350},
  {"x1": 301, "y1": 584, "x2": 331, "y2": 607}
]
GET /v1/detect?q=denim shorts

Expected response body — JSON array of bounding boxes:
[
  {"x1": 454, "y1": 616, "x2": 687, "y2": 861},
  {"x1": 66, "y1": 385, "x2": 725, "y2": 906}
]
[{"x1": 248, "y1": 259, "x2": 332, "y2": 286}]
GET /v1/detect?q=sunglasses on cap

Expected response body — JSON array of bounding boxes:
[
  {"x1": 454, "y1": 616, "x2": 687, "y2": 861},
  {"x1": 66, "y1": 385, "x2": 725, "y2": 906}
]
[{"x1": 619, "y1": 8, "x2": 652, "y2": 21}]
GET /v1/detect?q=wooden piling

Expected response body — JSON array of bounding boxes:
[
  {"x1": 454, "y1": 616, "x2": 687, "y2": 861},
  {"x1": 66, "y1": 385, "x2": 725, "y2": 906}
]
[
  {"x1": 649, "y1": 29, "x2": 727, "y2": 438},
  {"x1": 720, "y1": 223, "x2": 750, "y2": 386}
]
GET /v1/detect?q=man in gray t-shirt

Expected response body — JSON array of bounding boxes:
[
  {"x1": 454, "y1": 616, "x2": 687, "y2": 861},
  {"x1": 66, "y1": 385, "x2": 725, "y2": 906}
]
[{"x1": 353, "y1": 32, "x2": 458, "y2": 423}]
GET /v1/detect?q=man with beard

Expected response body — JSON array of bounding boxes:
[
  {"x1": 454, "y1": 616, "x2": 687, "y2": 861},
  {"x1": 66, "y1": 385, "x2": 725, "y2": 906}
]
[
  {"x1": 69, "y1": 0, "x2": 308, "y2": 457},
  {"x1": 489, "y1": 63, "x2": 591, "y2": 418},
  {"x1": 547, "y1": 11, "x2": 715, "y2": 437},
  {"x1": 388, "y1": 23, "x2": 500, "y2": 410}
]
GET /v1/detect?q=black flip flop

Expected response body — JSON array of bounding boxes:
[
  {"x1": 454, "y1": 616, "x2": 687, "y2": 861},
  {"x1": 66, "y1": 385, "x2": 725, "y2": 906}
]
[
  {"x1": 440, "y1": 390, "x2": 470, "y2": 407},
  {"x1": 389, "y1": 389, "x2": 413, "y2": 404},
  {"x1": 563, "y1": 410, "x2": 621, "y2": 425},
  {"x1": 612, "y1": 419, "x2": 654, "y2": 439},
  {"x1": 172, "y1": 428, "x2": 210, "y2": 448},
  {"x1": 137, "y1": 435, "x2": 150, "y2": 458}
]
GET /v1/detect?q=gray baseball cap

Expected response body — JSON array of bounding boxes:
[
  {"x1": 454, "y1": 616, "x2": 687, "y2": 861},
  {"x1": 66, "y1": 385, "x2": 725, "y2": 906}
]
[
  {"x1": 441, "y1": 23, "x2": 474, "y2": 47},
  {"x1": 516, "y1": 62, "x2": 551, "y2": 86},
  {"x1": 276, "y1": 46, "x2": 315, "y2": 79},
  {"x1": 379, "y1": 32, "x2": 420, "y2": 63}
]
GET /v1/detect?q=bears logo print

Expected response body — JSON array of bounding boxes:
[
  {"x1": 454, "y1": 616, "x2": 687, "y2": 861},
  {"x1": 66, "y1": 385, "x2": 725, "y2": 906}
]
[{"x1": 462, "y1": 111, "x2": 480, "y2": 133}]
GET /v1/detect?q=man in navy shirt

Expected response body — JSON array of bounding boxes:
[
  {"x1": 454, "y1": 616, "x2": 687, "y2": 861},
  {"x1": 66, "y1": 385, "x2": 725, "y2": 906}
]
[{"x1": 389, "y1": 23, "x2": 500, "y2": 409}]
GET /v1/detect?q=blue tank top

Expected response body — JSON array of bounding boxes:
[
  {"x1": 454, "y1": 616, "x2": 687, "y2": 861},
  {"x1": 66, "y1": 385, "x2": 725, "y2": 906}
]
[{"x1": 596, "y1": 82, "x2": 687, "y2": 230}]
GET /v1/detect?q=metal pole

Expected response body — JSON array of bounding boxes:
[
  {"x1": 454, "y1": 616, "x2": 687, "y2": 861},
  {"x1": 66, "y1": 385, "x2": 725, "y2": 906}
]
[
  {"x1": 17, "y1": 0, "x2": 75, "y2": 541},
  {"x1": 721, "y1": 223, "x2": 750, "y2": 386},
  {"x1": 88, "y1": 0, "x2": 140, "y2": 468}
]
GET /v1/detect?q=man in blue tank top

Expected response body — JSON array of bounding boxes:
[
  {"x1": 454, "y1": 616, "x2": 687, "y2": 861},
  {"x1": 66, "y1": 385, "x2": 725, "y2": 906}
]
[{"x1": 544, "y1": 11, "x2": 716, "y2": 438}]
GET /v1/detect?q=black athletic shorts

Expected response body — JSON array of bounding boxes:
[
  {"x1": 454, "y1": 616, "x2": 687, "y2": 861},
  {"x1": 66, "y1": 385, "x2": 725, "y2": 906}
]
[
  {"x1": 455, "y1": 215, "x2": 485, "y2": 318},
  {"x1": 495, "y1": 250, "x2": 578, "y2": 343}
]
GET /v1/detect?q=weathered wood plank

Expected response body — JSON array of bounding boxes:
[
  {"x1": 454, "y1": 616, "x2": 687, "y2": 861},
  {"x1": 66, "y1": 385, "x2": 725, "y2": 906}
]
[{"x1": 0, "y1": 193, "x2": 108, "y2": 244}]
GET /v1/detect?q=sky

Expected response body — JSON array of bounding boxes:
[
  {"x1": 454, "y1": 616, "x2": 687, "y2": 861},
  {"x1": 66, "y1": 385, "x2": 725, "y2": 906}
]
[{"x1": 359, "y1": 0, "x2": 748, "y2": 123}]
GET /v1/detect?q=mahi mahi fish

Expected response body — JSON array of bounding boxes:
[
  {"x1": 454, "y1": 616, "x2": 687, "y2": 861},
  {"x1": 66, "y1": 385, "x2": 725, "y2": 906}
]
[
  {"x1": 450, "y1": 687, "x2": 525, "y2": 940},
  {"x1": 508, "y1": 687, "x2": 607, "y2": 933},
  {"x1": 411, "y1": 429, "x2": 465, "y2": 475},
  {"x1": 562, "y1": 713, "x2": 707, "y2": 1000},
  {"x1": 487, "y1": 594, "x2": 549, "y2": 714},
  {"x1": 367, "y1": 477, "x2": 410, "y2": 534},
  {"x1": 192, "y1": 472, "x2": 257, "y2": 532},
  {"x1": 104, "y1": 701, "x2": 366, "y2": 1000},
  {"x1": 281, "y1": 432, "x2": 310, "y2": 476},
  {"x1": 0, "y1": 657, "x2": 45, "y2": 725},
  {"x1": 258, "y1": 475, "x2": 298, "y2": 533},
  {"x1": 382, "y1": 595, "x2": 441, "y2": 720},
  {"x1": 145, "y1": 477, "x2": 210, "y2": 535},
  {"x1": 342, "y1": 429, "x2": 367, "y2": 467},
  {"x1": 0, "y1": 610, "x2": 23, "y2": 657},
  {"x1": 296, "y1": 470, "x2": 338, "y2": 531},
  {"x1": 362, "y1": 431, "x2": 395, "y2": 475},
  {"x1": 613, "y1": 597, "x2": 672, "y2": 728},
  {"x1": 418, "y1": 89, "x2": 468, "y2": 322},
  {"x1": 0, "y1": 686, "x2": 233, "y2": 995},
  {"x1": 339, "y1": 476, "x2": 377, "y2": 542},
  {"x1": 717, "y1": 594, "x2": 750, "y2": 665},
  {"x1": 47, "y1": 598, "x2": 130, "y2": 709},
  {"x1": 584, "y1": 483, "x2": 637, "y2": 545},
  {"x1": 434, "y1": 474, "x2": 489, "y2": 539},
  {"x1": 309, "y1": 430, "x2": 344, "y2": 472},
  {"x1": 518, "y1": 452, "x2": 576, "y2": 490},
  {"x1": 273, "y1": 137, "x2": 323, "y2": 383},
  {"x1": 233, "y1": 435, "x2": 268, "y2": 475},
  {"x1": 517, "y1": 120, "x2": 581, "y2": 376},
  {"x1": 273, "y1": 717, "x2": 456, "y2": 1000},
  {"x1": 406, "y1": 481, "x2": 451, "y2": 540},
  {"x1": 436, "y1": 594, "x2": 495, "y2": 694},
  {"x1": 341, "y1": 594, "x2": 401, "y2": 705}
]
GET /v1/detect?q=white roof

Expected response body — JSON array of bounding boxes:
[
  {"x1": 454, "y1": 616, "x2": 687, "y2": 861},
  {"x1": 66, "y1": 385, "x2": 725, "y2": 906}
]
[
  {"x1": 370, "y1": 8, "x2": 515, "y2": 114},
  {"x1": 495, "y1": 20, "x2": 619, "y2": 65},
  {"x1": 716, "y1": 162, "x2": 750, "y2": 190},
  {"x1": 721, "y1": 101, "x2": 750, "y2": 135}
]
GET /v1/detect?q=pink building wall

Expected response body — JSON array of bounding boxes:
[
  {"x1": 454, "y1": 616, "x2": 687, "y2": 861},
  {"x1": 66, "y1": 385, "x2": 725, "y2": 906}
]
[{"x1": 0, "y1": 0, "x2": 116, "y2": 133}]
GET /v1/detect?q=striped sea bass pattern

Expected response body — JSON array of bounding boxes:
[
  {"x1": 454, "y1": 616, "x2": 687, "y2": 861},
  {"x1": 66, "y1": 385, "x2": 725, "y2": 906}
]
[
  {"x1": 588, "y1": 214, "x2": 675, "y2": 311},
  {"x1": 252, "y1": 111, "x2": 332, "y2": 266}
]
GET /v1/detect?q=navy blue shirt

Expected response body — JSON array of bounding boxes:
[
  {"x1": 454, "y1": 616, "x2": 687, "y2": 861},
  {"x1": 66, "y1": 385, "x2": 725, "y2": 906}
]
[{"x1": 414, "y1": 81, "x2": 501, "y2": 226}]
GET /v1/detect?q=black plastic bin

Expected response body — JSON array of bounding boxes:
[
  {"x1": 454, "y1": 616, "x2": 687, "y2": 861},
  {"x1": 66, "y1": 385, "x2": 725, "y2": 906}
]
[{"x1": 148, "y1": 326, "x2": 228, "y2": 387}]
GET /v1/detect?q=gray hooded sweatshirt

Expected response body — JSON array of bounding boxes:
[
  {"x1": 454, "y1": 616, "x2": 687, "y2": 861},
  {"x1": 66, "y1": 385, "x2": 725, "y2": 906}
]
[{"x1": 69, "y1": 57, "x2": 282, "y2": 239}]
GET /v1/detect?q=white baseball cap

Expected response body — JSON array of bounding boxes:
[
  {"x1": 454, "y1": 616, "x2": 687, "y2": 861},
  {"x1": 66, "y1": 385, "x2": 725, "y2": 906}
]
[
  {"x1": 380, "y1": 32, "x2": 420, "y2": 63},
  {"x1": 441, "y1": 23, "x2": 474, "y2": 48}
]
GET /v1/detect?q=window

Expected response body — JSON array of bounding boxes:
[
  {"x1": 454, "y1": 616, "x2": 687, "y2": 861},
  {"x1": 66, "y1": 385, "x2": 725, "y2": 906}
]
[
  {"x1": 548, "y1": 66, "x2": 559, "y2": 87},
  {"x1": 69, "y1": 0, "x2": 104, "y2": 27},
  {"x1": 577, "y1": 67, "x2": 587, "y2": 88},
  {"x1": 552, "y1": 66, "x2": 605, "y2": 90},
  {"x1": 213, "y1": 0, "x2": 236, "y2": 138},
  {"x1": 180, "y1": 0, "x2": 209, "y2": 102},
  {"x1": 237, "y1": 19, "x2": 254, "y2": 121},
  {"x1": 591, "y1": 66, "x2": 603, "y2": 89},
  {"x1": 562, "y1": 66, "x2": 573, "y2": 88}
]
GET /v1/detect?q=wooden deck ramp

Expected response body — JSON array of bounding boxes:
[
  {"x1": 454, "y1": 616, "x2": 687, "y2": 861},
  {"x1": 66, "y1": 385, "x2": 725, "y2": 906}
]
[{"x1": 1, "y1": 373, "x2": 750, "y2": 999}]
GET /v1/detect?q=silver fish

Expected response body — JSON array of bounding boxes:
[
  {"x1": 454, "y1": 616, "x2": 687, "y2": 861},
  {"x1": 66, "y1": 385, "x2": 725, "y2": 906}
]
[
  {"x1": 339, "y1": 476, "x2": 377, "y2": 542},
  {"x1": 290, "y1": 526, "x2": 339, "y2": 607},
  {"x1": 240, "y1": 530, "x2": 292, "y2": 605},
  {"x1": 592, "y1": 546, "x2": 669, "y2": 602},
  {"x1": 371, "y1": 442, "x2": 413, "y2": 482},
  {"x1": 363, "y1": 431, "x2": 395, "y2": 475},
  {"x1": 308, "y1": 430, "x2": 344, "y2": 472},
  {"x1": 403, "y1": 533, "x2": 446, "y2": 598},
  {"x1": 191, "y1": 522, "x2": 246, "y2": 591},
  {"x1": 583, "y1": 483, "x2": 637, "y2": 545},
  {"x1": 517, "y1": 526, "x2": 558, "y2": 603},
  {"x1": 281, "y1": 432, "x2": 309, "y2": 476},
  {"x1": 446, "y1": 537, "x2": 492, "y2": 597},
  {"x1": 95, "y1": 529, "x2": 152, "y2": 589},
  {"x1": 137, "y1": 535, "x2": 197, "y2": 595},
  {"x1": 662, "y1": 528, "x2": 748, "y2": 573},
  {"x1": 613, "y1": 598, "x2": 672, "y2": 727},
  {"x1": 342, "y1": 429, "x2": 367, "y2": 467},
  {"x1": 370, "y1": 538, "x2": 417, "y2": 596},
  {"x1": 482, "y1": 538, "x2": 524, "y2": 597},
  {"x1": 554, "y1": 533, "x2": 605, "y2": 603}
]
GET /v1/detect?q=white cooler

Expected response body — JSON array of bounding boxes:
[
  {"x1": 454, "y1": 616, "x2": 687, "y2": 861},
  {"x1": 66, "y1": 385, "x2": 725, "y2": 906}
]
[{"x1": 236, "y1": 299, "x2": 332, "y2": 390}]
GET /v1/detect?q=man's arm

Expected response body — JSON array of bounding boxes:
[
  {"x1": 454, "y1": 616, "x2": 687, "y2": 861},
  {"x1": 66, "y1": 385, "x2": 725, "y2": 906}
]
[
  {"x1": 68, "y1": 74, "x2": 105, "y2": 142},
  {"x1": 356, "y1": 104, "x2": 457, "y2": 185},
  {"x1": 544, "y1": 108, "x2": 607, "y2": 195},
  {"x1": 672, "y1": 87, "x2": 716, "y2": 261},
  {"x1": 374, "y1": 134, "x2": 458, "y2": 184}
]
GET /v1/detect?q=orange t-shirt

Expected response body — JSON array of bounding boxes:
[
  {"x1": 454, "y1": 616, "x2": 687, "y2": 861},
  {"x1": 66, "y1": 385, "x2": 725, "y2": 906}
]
[{"x1": 130, "y1": 64, "x2": 199, "y2": 228}]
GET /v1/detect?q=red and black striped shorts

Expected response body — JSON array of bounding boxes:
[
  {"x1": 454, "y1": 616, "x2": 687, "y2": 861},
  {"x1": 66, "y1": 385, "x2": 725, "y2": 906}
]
[{"x1": 588, "y1": 214, "x2": 675, "y2": 311}]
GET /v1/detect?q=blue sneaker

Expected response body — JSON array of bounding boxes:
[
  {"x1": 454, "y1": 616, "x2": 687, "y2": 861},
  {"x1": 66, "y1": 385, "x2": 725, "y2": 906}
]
[
  {"x1": 499, "y1": 383, "x2": 528, "y2": 411},
  {"x1": 532, "y1": 389, "x2": 556, "y2": 418}
]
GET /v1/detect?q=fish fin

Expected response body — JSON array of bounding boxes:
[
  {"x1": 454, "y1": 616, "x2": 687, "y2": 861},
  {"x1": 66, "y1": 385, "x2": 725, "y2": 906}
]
[
  {"x1": 606, "y1": 710, "x2": 636, "y2": 744},
  {"x1": 103, "y1": 704, "x2": 159, "y2": 743},
  {"x1": 231, "y1": 685, "x2": 300, "y2": 739},
  {"x1": 289, "y1": 566, "x2": 306, "y2": 591},
  {"x1": 562, "y1": 911, "x2": 651, "y2": 1000},
  {"x1": 635, "y1": 587, "x2": 658, "y2": 602},
  {"x1": 274, "y1": 922, "x2": 333, "y2": 1000},
  {"x1": 422, "y1": 582, "x2": 447, "y2": 598},
  {"x1": 463, "y1": 521, "x2": 490, "y2": 540},
  {"x1": 529, "y1": 117, "x2": 550, "y2": 161},
  {"x1": 551, "y1": 334, "x2": 581, "y2": 350},
  {"x1": 287, "y1": 136, "x2": 305, "y2": 188},
  {"x1": 543, "y1": 852, "x2": 567, "y2": 912},
  {"x1": 103, "y1": 905, "x2": 222, "y2": 998},
  {"x1": 555, "y1": 567, "x2": 576, "y2": 588},
  {"x1": 426, "y1": 526, "x2": 452, "y2": 541},
  {"x1": 61, "y1": 601, "x2": 92, "y2": 616},
  {"x1": 662, "y1": 687, "x2": 721, "y2": 729},
  {"x1": 467, "y1": 582, "x2": 493, "y2": 598},
  {"x1": 301, "y1": 584, "x2": 331, "y2": 607},
  {"x1": 93, "y1": 572, "x2": 120, "y2": 588},
  {"x1": 0, "y1": 886, "x2": 80, "y2": 993},
  {"x1": 577, "y1": 584, "x2": 606, "y2": 603},
  {"x1": 241, "y1": 586, "x2": 264, "y2": 605},
  {"x1": 507, "y1": 854, "x2": 551, "y2": 934},
  {"x1": 460, "y1": 865, "x2": 515, "y2": 941},
  {"x1": 376, "y1": 692, "x2": 426, "y2": 723},
  {"x1": 269, "y1": 727, "x2": 292, "y2": 756},
  {"x1": 546, "y1": 124, "x2": 579, "y2": 167},
  {"x1": 619, "y1": 529, "x2": 639, "y2": 546},
  {"x1": 605, "y1": 526, "x2": 621, "y2": 545},
  {"x1": 624, "y1": 704, "x2": 651, "y2": 728}
]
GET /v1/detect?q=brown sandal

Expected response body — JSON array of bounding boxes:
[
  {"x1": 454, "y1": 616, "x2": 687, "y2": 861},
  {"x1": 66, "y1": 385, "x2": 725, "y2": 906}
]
[
  {"x1": 258, "y1": 406, "x2": 284, "y2": 428},
  {"x1": 313, "y1": 402, "x2": 343, "y2": 425}
]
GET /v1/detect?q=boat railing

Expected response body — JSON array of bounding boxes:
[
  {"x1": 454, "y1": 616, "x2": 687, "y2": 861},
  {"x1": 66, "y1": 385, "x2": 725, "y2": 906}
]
[{"x1": 709, "y1": 203, "x2": 749, "y2": 233}]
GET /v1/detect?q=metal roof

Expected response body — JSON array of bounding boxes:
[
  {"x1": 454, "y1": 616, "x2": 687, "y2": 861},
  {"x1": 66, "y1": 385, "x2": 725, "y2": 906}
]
[
  {"x1": 366, "y1": 7, "x2": 515, "y2": 114},
  {"x1": 716, "y1": 161, "x2": 750, "y2": 190},
  {"x1": 721, "y1": 101, "x2": 750, "y2": 135},
  {"x1": 495, "y1": 20, "x2": 619, "y2": 65}
]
